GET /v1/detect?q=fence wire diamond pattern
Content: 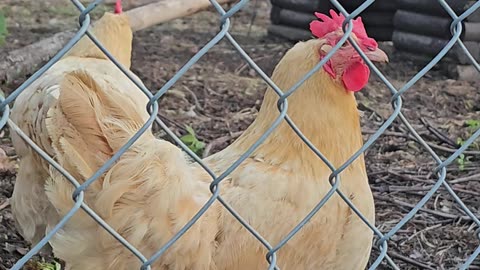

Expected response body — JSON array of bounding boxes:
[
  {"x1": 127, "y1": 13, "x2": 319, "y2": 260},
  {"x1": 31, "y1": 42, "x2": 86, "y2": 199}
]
[{"x1": 4, "y1": 0, "x2": 480, "y2": 269}]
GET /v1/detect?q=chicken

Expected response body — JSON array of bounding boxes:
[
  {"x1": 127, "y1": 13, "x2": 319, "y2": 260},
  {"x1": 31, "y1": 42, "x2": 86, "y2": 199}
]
[
  {"x1": 10, "y1": 9, "x2": 388, "y2": 270},
  {"x1": 9, "y1": 7, "x2": 149, "y2": 255},
  {"x1": 207, "y1": 11, "x2": 388, "y2": 269}
]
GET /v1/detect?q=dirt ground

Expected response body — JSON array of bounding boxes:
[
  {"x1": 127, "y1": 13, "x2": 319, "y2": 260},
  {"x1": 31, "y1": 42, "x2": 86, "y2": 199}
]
[{"x1": 1, "y1": 0, "x2": 480, "y2": 269}]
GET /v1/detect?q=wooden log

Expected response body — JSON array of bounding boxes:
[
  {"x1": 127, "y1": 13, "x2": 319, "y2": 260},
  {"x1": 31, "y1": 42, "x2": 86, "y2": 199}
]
[
  {"x1": 0, "y1": 0, "x2": 235, "y2": 85},
  {"x1": 365, "y1": 26, "x2": 393, "y2": 41},
  {"x1": 268, "y1": 23, "x2": 392, "y2": 42},
  {"x1": 270, "y1": 0, "x2": 330, "y2": 13},
  {"x1": 271, "y1": 6, "x2": 394, "y2": 30},
  {"x1": 465, "y1": 3, "x2": 480, "y2": 22},
  {"x1": 393, "y1": 10, "x2": 465, "y2": 40},
  {"x1": 465, "y1": 23, "x2": 480, "y2": 41},
  {"x1": 393, "y1": 31, "x2": 449, "y2": 56},
  {"x1": 271, "y1": 0, "x2": 396, "y2": 13},
  {"x1": 127, "y1": 0, "x2": 234, "y2": 31},
  {"x1": 362, "y1": 12, "x2": 395, "y2": 27},
  {"x1": 396, "y1": 0, "x2": 470, "y2": 17},
  {"x1": 103, "y1": 0, "x2": 160, "y2": 9},
  {"x1": 394, "y1": 10, "x2": 480, "y2": 42},
  {"x1": 339, "y1": 0, "x2": 397, "y2": 12},
  {"x1": 270, "y1": 6, "x2": 316, "y2": 29},
  {"x1": 267, "y1": 24, "x2": 312, "y2": 41},
  {"x1": 392, "y1": 31, "x2": 480, "y2": 64}
]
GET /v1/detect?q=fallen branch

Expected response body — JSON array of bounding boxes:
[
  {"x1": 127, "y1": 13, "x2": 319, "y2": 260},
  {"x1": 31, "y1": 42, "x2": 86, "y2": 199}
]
[
  {"x1": 362, "y1": 129, "x2": 480, "y2": 156},
  {"x1": 127, "y1": 0, "x2": 235, "y2": 32},
  {"x1": 0, "y1": 198, "x2": 10, "y2": 211},
  {"x1": 387, "y1": 250, "x2": 436, "y2": 270},
  {"x1": 420, "y1": 117, "x2": 458, "y2": 148},
  {"x1": 0, "y1": 0, "x2": 235, "y2": 86},
  {"x1": 103, "y1": 0, "x2": 160, "y2": 9},
  {"x1": 374, "y1": 194, "x2": 471, "y2": 220},
  {"x1": 449, "y1": 172, "x2": 480, "y2": 184}
]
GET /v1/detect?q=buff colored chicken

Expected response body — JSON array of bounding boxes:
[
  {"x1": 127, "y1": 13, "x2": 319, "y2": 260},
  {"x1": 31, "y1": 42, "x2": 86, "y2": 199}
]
[
  {"x1": 11, "y1": 9, "x2": 388, "y2": 270},
  {"x1": 9, "y1": 7, "x2": 149, "y2": 254}
]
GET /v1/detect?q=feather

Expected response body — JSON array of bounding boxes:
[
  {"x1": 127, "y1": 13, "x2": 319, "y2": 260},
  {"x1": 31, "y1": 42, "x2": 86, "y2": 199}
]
[{"x1": 9, "y1": 11, "x2": 139, "y2": 255}]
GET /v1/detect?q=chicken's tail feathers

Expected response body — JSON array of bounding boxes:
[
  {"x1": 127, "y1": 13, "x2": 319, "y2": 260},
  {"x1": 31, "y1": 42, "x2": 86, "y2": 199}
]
[
  {"x1": 45, "y1": 70, "x2": 153, "y2": 186},
  {"x1": 43, "y1": 71, "x2": 218, "y2": 269},
  {"x1": 43, "y1": 69, "x2": 155, "y2": 246},
  {"x1": 60, "y1": 70, "x2": 151, "y2": 147}
]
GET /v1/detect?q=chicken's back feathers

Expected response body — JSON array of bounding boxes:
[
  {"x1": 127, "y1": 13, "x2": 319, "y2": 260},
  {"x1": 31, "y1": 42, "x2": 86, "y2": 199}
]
[{"x1": 42, "y1": 71, "x2": 218, "y2": 270}]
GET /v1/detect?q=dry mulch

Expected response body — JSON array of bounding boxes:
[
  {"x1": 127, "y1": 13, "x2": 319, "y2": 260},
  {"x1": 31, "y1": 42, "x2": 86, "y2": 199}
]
[{"x1": 1, "y1": 1, "x2": 480, "y2": 269}]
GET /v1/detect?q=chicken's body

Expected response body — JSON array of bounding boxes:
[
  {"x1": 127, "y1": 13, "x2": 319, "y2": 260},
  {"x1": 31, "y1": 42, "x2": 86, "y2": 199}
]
[
  {"x1": 208, "y1": 40, "x2": 374, "y2": 269},
  {"x1": 10, "y1": 12, "x2": 149, "y2": 253},
  {"x1": 10, "y1": 10, "x2": 386, "y2": 270}
]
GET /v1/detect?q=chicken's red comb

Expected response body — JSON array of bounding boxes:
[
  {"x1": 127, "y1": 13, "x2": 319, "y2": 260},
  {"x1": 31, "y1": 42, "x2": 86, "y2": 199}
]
[
  {"x1": 114, "y1": 0, "x2": 123, "y2": 14},
  {"x1": 310, "y1": 9, "x2": 368, "y2": 39}
]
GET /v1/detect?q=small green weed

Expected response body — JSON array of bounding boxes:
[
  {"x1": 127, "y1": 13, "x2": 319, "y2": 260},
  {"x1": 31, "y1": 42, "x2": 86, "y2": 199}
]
[
  {"x1": 456, "y1": 153, "x2": 473, "y2": 171},
  {"x1": 455, "y1": 119, "x2": 480, "y2": 170},
  {"x1": 180, "y1": 125, "x2": 206, "y2": 155},
  {"x1": 37, "y1": 261, "x2": 61, "y2": 270},
  {"x1": 457, "y1": 153, "x2": 467, "y2": 171},
  {"x1": 458, "y1": 120, "x2": 480, "y2": 150},
  {"x1": 456, "y1": 137, "x2": 473, "y2": 171},
  {"x1": 465, "y1": 119, "x2": 480, "y2": 131}
]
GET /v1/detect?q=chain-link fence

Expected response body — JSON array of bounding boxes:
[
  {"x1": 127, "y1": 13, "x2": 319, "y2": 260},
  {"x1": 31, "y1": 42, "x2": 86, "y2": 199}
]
[{"x1": 3, "y1": 0, "x2": 480, "y2": 269}]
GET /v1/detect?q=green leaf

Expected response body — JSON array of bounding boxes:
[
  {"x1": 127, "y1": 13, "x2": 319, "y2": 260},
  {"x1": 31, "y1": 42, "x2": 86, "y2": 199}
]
[
  {"x1": 38, "y1": 261, "x2": 62, "y2": 270},
  {"x1": 194, "y1": 141, "x2": 205, "y2": 149},
  {"x1": 180, "y1": 134, "x2": 195, "y2": 144},
  {"x1": 179, "y1": 126, "x2": 205, "y2": 154},
  {"x1": 466, "y1": 119, "x2": 480, "y2": 130},
  {"x1": 185, "y1": 125, "x2": 196, "y2": 136},
  {"x1": 457, "y1": 154, "x2": 466, "y2": 171}
]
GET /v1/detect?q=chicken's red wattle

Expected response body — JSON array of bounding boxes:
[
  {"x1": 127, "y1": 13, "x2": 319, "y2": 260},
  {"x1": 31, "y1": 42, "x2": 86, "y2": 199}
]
[{"x1": 341, "y1": 61, "x2": 370, "y2": 92}]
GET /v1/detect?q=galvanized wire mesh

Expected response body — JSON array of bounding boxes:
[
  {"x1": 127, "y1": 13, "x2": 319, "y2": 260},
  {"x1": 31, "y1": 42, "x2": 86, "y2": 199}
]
[{"x1": 4, "y1": 0, "x2": 480, "y2": 269}]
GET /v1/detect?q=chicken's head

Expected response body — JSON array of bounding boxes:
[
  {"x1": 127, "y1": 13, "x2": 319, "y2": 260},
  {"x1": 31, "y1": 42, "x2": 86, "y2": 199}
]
[{"x1": 310, "y1": 10, "x2": 388, "y2": 92}]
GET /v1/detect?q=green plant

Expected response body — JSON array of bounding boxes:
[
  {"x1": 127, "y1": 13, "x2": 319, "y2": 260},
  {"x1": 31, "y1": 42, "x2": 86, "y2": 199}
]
[
  {"x1": 37, "y1": 261, "x2": 61, "y2": 270},
  {"x1": 457, "y1": 137, "x2": 465, "y2": 147},
  {"x1": 180, "y1": 125, "x2": 205, "y2": 155},
  {"x1": 465, "y1": 119, "x2": 480, "y2": 131},
  {"x1": 455, "y1": 118, "x2": 480, "y2": 152},
  {"x1": 0, "y1": 10, "x2": 8, "y2": 46},
  {"x1": 457, "y1": 154, "x2": 469, "y2": 171},
  {"x1": 456, "y1": 139, "x2": 472, "y2": 171}
]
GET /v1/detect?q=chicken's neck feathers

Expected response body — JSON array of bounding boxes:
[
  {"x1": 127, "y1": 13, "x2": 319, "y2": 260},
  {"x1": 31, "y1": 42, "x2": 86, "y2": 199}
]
[{"x1": 226, "y1": 40, "x2": 365, "y2": 174}]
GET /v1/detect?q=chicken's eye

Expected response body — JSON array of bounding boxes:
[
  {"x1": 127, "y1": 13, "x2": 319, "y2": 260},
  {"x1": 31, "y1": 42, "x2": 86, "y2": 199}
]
[
  {"x1": 366, "y1": 46, "x2": 375, "y2": 51},
  {"x1": 339, "y1": 41, "x2": 349, "y2": 48}
]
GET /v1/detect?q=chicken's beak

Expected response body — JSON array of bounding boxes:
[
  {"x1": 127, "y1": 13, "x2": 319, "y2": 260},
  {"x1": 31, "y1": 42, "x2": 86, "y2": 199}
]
[{"x1": 364, "y1": 47, "x2": 389, "y2": 63}]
